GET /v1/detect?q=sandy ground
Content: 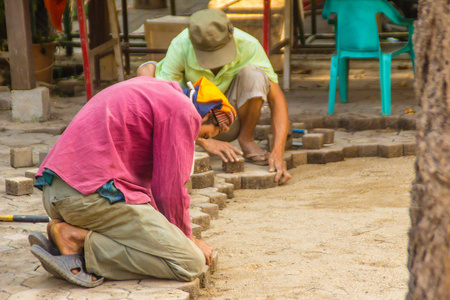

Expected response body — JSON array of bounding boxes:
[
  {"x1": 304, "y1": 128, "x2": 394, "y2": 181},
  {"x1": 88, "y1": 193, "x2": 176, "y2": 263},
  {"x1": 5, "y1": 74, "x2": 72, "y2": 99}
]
[{"x1": 199, "y1": 156, "x2": 414, "y2": 299}]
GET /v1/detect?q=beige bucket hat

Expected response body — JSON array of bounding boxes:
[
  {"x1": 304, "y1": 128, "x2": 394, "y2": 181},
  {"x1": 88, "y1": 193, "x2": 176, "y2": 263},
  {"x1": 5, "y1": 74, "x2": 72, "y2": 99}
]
[{"x1": 189, "y1": 9, "x2": 237, "y2": 69}]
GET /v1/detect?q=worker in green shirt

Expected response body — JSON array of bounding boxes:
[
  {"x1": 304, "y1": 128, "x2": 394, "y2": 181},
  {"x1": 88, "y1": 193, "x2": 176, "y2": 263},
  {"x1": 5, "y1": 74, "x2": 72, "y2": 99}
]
[{"x1": 138, "y1": 8, "x2": 291, "y2": 185}]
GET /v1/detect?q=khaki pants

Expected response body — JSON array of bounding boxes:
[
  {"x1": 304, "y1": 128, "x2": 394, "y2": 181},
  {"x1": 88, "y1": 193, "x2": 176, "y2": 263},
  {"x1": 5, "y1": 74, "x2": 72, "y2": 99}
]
[
  {"x1": 43, "y1": 177, "x2": 205, "y2": 281},
  {"x1": 215, "y1": 65, "x2": 270, "y2": 142}
]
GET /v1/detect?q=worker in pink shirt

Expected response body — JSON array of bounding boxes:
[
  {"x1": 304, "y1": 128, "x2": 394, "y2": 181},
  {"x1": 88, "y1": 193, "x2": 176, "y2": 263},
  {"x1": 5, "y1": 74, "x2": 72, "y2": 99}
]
[{"x1": 28, "y1": 76, "x2": 235, "y2": 288}]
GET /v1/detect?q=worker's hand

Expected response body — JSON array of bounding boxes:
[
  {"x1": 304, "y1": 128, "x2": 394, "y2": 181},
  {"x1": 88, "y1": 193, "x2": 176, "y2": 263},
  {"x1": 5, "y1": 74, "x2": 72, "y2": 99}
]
[
  {"x1": 190, "y1": 236, "x2": 213, "y2": 266},
  {"x1": 196, "y1": 138, "x2": 243, "y2": 163},
  {"x1": 268, "y1": 150, "x2": 292, "y2": 185}
]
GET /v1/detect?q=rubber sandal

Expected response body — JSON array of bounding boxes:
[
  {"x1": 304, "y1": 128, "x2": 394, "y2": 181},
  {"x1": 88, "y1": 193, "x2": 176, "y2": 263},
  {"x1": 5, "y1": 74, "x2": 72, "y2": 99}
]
[
  {"x1": 28, "y1": 232, "x2": 61, "y2": 256},
  {"x1": 244, "y1": 150, "x2": 270, "y2": 166},
  {"x1": 30, "y1": 245, "x2": 104, "y2": 288}
]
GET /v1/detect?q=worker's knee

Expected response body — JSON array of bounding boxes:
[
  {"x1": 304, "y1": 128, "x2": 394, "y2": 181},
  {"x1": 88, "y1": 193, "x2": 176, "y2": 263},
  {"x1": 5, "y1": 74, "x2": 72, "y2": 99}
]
[
  {"x1": 236, "y1": 65, "x2": 269, "y2": 88},
  {"x1": 137, "y1": 62, "x2": 156, "y2": 77}
]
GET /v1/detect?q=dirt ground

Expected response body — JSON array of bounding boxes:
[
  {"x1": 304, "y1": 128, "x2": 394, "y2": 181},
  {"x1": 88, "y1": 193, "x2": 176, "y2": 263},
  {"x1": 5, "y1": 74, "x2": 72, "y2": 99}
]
[{"x1": 199, "y1": 156, "x2": 414, "y2": 299}]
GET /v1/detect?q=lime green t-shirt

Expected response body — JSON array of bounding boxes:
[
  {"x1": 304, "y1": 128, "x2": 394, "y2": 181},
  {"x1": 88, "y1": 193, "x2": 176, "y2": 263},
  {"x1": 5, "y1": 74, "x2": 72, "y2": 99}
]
[{"x1": 155, "y1": 28, "x2": 278, "y2": 93}]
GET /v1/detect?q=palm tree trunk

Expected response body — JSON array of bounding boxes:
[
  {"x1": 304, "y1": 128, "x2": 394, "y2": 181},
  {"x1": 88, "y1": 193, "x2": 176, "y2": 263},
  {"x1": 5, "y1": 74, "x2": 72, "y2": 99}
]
[{"x1": 407, "y1": 0, "x2": 450, "y2": 299}]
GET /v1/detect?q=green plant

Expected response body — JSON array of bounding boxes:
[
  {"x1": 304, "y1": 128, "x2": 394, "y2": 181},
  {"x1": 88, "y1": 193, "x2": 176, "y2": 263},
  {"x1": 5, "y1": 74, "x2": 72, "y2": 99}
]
[{"x1": 30, "y1": 0, "x2": 60, "y2": 44}]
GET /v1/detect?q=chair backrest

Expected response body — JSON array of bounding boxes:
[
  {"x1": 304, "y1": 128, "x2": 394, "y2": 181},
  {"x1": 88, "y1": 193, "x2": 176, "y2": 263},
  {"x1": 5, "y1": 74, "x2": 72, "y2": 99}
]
[{"x1": 322, "y1": 0, "x2": 403, "y2": 52}]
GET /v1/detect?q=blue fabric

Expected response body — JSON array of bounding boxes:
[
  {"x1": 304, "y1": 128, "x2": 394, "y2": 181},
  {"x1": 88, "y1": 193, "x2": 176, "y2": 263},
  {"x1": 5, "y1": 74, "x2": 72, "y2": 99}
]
[
  {"x1": 35, "y1": 169, "x2": 125, "y2": 204},
  {"x1": 182, "y1": 86, "x2": 223, "y2": 118}
]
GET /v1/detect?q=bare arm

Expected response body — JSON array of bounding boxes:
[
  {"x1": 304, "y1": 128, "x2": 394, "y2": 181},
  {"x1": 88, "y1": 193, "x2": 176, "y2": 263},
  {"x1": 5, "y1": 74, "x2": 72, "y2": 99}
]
[{"x1": 267, "y1": 82, "x2": 292, "y2": 185}]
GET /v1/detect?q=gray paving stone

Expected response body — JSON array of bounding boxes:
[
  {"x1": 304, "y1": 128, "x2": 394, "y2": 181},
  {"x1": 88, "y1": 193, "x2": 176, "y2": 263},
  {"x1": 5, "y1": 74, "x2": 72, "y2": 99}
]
[
  {"x1": 199, "y1": 265, "x2": 211, "y2": 288},
  {"x1": 284, "y1": 152, "x2": 294, "y2": 169},
  {"x1": 191, "y1": 223, "x2": 202, "y2": 239},
  {"x1": 323, "y1": 116, "x2": 339, "y2": 128},
  {"x1": 190, "y1": 209, "x2": 210, "y2": 230},
  {"x1": 267, "y1": 134, "x2": 294, "y2": 151},
  {"x1": 403, "y1": 142, "x2": 416, "y2": 156},
  {"x1": 210, "y1": 250, "x2": 219, "y2": 274},
  {"x1": 24, "y1": 168, "x2": 39, "y2": 182},
  {"x1": 385, "y1": 116, "x2": 401, "y2": 129},
  {"x1": 185, "y1": 178, "x2": 192, "y2": 194},
  {"x1": 289, "y1": 150, "x2": 307, "y2": 166},
  {"x1": 302, "y1": 133, "x2": 324, "y2": 149},
  {"x1": 128, "y1": 288, "x2": 190, "y2": 300},
  {"x1": 24, "y1": 125, "x2": 66, "y2": 135},
  {"x1": 215, "y1": 173, "x2": 242, "y2": 190},
  {"x1": 192, "y1": 203, "x2": 219, "y2": 219},
  {"x1": 195, "y1": 190, "x2": 227, "y2": 209},
  {"x1": 10, "y1": 147, "x2": 34, "y2": 168},
  {"x1": 241, "y1": 172, "x2": 277, "y2": 189},
  {"x1": 139, "y1": 278, "x2": 200, "y2": 299},
  {"x1": 222, "y1": 156, "x2": 245, "y2": 173},
  {"x1": 190, "y1": 170, "x2": 214, "y2": 189},
  {"x1": 379, "y1": 143, "x2": 404, "y2": 158},
  {"x1": 38, "y1": 151, "x2": 49, "y2": 166},
  {"x1": 190, "y1": 194, "x2": 210, "y2": 205},
  {"x1": 214, "y1": 181, "x2": 235, "y2": 199},
  {"x1": 0, "y1": 92, "x2": 11, "y2": 110},
  {"x1": 312, "y1": 128, "x2": 335, "y2": 144},
  {"x1": 306, "y1": 147, "x2": 344, "y2": 164},
  {"x1": 194, "y1": 152, "x2": 211, "y2": 174},
  {"x1": 358, "y1": 144, "x2": 379, "y2": 157},
  {"x1": 301, "y1": 117, "x2": 325, "y2": 129},
  {"x1": 7, "y1": 289, "x2": 70, "y2": 300},
  {"x1": 254, "y1": 125, "x2": 272, "y2": 140},
  {"x1": 343, "y1": 145, "x2": 359, "y2": 158},
  {"x1": 6, "y1": 177, "x2": 34, "y2": 196}
]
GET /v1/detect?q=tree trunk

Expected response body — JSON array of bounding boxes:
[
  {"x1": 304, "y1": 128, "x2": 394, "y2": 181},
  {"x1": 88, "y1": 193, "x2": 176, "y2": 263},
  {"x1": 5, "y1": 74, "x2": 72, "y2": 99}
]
[{"x1": 407, "y1": 0, "x2": 450, "y2": 299}]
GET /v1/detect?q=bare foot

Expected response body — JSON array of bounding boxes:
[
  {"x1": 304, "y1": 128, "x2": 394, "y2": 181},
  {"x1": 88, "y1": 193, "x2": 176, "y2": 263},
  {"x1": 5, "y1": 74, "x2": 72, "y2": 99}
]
[
  {"x1": 47, "y1": 219, "x2": 64, "y2": 248},
  {"x1": 238, "y1": 138, "x2": 267, "y2": 160},
  {"x1": 50, "y1": 222, "x2": 88, "y2": 256}
]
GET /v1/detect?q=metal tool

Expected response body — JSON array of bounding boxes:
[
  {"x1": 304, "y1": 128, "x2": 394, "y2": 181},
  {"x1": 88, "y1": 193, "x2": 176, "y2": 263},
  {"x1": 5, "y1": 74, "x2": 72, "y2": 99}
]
[{"x1": 0, "y1": 215, "x2": 50, "y2": 223}]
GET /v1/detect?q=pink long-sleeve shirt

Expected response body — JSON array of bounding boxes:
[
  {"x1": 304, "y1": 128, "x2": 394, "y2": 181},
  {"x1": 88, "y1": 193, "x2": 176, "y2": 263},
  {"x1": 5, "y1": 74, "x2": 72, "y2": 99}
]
[{"x1": 37, "y1": 76, "x2": 201, "y2": 237}]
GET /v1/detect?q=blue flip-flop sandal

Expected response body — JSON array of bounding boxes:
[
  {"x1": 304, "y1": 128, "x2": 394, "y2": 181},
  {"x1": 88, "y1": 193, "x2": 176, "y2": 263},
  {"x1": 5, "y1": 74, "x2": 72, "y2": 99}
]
[
  {"x1": 28, "y1": 231, "x2": 60, "y2": 255},
  {"x1": 30, "y1": 244, "x2": 104, "y2": 288}
]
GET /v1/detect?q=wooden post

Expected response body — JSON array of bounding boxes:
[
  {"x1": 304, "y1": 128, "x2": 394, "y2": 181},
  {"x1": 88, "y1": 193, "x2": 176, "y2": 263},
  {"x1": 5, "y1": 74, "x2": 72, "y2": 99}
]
[{"x1": 4, "y1": 0, "x2": 36, "y2": 90}]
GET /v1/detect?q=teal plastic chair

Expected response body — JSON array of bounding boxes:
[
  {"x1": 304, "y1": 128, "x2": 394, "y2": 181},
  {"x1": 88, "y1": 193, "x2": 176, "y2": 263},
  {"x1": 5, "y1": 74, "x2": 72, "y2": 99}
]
[{"x1": 322, "y1": 0, "x2": 415, "y2": 116}]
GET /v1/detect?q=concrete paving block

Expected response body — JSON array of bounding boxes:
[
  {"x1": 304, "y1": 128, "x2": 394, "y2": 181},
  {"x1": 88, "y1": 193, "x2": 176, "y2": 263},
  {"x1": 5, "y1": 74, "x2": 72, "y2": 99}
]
[
  {"x1": 194, "y1": 152, "x2": 211, "y2": 174},
  {"x1": 403, "y1": 142, "x2": 416, "y2": 156},
  {"x1": 399, "y1": 116, "x2": 416, "y2": 130},
  {"x1": 254, "y1": 125, "x2": 272, "y2": 140},
  {"x1": 385, "y1": 116, "x2": 401, "y2": 129},
  {"x1": 24, "y1": 125, "x2": 66, "y2": 135},
  {"x1": 10, "y1": 147, "x2": 34, "y2": 168},
  {"x1": 192, "y1": 203, "x2": 219, "y2": 219},
  {"x1": 198, "y1": 190, "x2": 227, "y2": 209},
  {"x1": 324, "y1": 116, "x2": 339, "y2": 129},
  {"x1": 306, "y1": 148, "x2": 344, "y2": 164},
  {"x1": 302, "y1": 133, "x2": 324, "y2": 149},
  {"x1": 222, "y1": 156, "x2": 245, "y2": 173},
  {"x1": 214, "y1": 181, "x2": 235, "y2": 198},
  {"x1": 11, "y1": 87, "x2": 50, "y2": 122},
  {"x1": 289, "y1": 150, "x2": 307, "y2": 166},
  {"x1": 6, "y1": 177, "x2": 34, "y2": 195},
  {"x1": 302, "y1": 117, "x2": 325, "y2": 129},
  {"x1": 128, "y1": 288, "x2": 190, "y2": 300},
  {"x1": 311, "y1": 128, "x2": 335, "y2": 144},
  {"x1": 369, "y1": 117, "x2": 386, "y2": 130},
  {"x1": 39, "y1": 151, "x2": 49, "y2": 166},
  {"x1": 241, "y1": 172, "x2": 277, "y2": 189},
  {"x1": 211, "y1": 250, "x2": 219, "y2": 274},
  {"x1": 185, "y1": 178, "x2": 192, "y2": 194},
  {"x1": 343, "y1": 145, "x2": 359, "y2": 158},
  {"x1": 216, "y1": 173, "x2": 242, "y2": 190},
  {"x1": 0, "y1": 86, "x2": 10, "y2": 92},
  {"x1": 358, "y1": 144, "x2": 379, "y2": 157},
  {"x1": 268, "y1": 134, "x2": 294, "y2": 151},
  {"x1": 24, "y1": 168, "x2": 39, "y2": 182},
  {"x1": 191, "y1": 223, "x2": 202, "y2": 239},
  {"x1": 349, "y1": 117, "x2": 372, "y2": 131},
  {"x1": 0, "y1": 91, "x2": 11, "y2": 110},
  {"x1": 190, "y1": 170, "x2": 214, "y2": 189},
  {"x1": 199, "y1": 265, "x2": 211, "y2": 288},
  {"x1": 139, "y1": 278, "x2": 200, "y2": 299},
  {"x1": 379, "y1": 143, "x2": 404, "y2": 158},
  {"x1": 190, "y1": 209, "x2": 210, "y2": 230},
  {"x1": 190, "y1": 194, "x2": 211, "y2": 205},
  {"x1": 284, "y1": 152, "x2": 294, "y2": 169}
]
